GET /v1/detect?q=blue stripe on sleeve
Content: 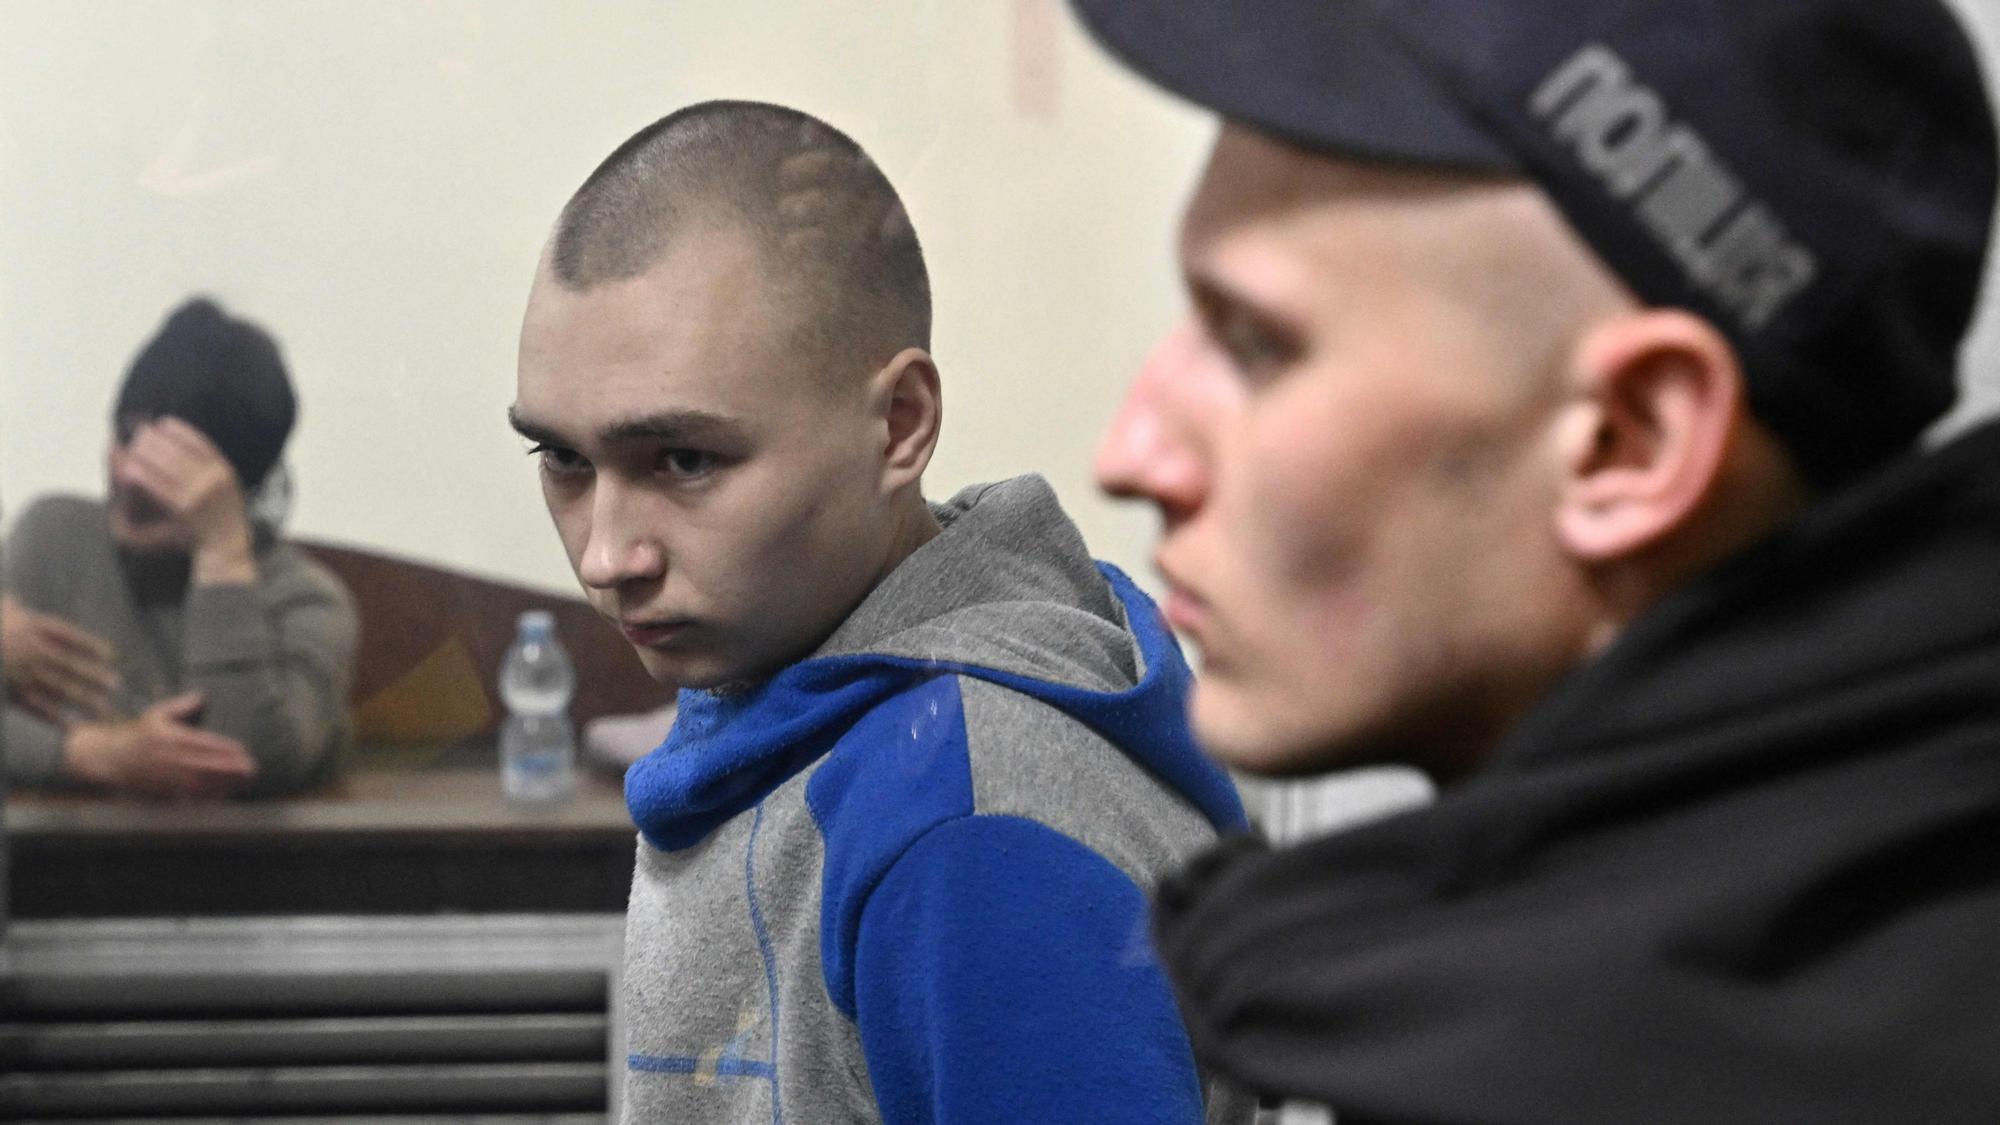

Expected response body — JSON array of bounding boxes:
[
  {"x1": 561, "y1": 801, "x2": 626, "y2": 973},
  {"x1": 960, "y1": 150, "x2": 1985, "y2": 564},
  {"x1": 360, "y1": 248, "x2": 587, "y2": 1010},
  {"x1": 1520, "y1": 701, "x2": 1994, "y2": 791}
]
[
  {"x1": 744, "y1": 800, "x2": 785, "y2": 1125},
  {"x1": 628, "y1": 1054, "x2": 777, "y2": 1080}
]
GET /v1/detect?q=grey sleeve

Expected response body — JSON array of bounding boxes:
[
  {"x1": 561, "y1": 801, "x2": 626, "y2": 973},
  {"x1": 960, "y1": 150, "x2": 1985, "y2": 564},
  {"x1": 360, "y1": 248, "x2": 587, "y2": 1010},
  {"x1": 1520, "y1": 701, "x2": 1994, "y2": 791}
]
[
  {"x1": 180, "y1": 564, "x2": 358, "y2": 797},
  {"x1": 4, "y1": 496, "x2": 80, "y2": 611},
  {"x1": 4, "y1": 703, "x2": 66, "y2": 787},
  {"x1": 5, "y1": 497, "x2": 84, "y2": 787}
]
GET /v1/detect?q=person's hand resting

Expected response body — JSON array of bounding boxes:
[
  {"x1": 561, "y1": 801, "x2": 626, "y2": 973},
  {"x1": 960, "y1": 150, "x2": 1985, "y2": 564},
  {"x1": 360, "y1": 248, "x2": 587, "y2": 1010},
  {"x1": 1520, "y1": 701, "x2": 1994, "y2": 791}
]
[
  {"x1": 2, "y1": 594, "x2": 118, "y2": 721},
  {"x1": 122, "y1": 417, "x2": 258, "y2": 584},
  {"x1": 63, "y1": 691, "x2": 257, "y2": 799}
]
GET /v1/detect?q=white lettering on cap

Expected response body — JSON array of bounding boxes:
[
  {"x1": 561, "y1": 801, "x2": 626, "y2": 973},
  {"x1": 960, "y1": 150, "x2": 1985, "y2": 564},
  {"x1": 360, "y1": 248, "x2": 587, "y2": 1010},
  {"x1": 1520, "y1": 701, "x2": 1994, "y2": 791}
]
[{"x1": 1530, "y1": 43, "x2": 1818, "y2": 330}]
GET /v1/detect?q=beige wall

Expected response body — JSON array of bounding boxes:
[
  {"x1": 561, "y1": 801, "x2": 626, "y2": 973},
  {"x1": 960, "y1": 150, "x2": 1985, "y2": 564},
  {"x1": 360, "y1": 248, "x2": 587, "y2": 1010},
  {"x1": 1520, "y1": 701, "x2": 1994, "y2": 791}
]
[{"x1": 0, "y1": 0, "x2": 1208, "y2": 592}]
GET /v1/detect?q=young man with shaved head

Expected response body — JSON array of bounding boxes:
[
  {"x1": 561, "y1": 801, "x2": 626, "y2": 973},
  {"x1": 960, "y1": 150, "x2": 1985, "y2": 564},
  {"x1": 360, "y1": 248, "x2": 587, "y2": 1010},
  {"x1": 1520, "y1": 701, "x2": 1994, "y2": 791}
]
[
  {"x1": 1072, "y1": 0, "x2": 2000, "y2": 1120},
  {"x1": 512, "y1": 101, "x2": 1252, "y2": 1123}
]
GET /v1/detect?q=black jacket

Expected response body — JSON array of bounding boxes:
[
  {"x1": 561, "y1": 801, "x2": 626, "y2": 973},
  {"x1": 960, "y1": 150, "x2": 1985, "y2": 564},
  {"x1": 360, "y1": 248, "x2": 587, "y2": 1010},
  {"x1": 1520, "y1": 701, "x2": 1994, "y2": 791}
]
[{"x1": 1156, "y1": 421, "x2": 2000, "y2": 1124}]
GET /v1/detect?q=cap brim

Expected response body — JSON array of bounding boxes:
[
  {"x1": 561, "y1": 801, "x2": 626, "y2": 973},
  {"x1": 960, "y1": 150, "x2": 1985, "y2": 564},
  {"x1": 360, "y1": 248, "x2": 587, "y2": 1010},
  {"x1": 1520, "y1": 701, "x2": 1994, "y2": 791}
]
[{"x1": 1071, "y1": 0, "x2": 1516, "y2": 174}]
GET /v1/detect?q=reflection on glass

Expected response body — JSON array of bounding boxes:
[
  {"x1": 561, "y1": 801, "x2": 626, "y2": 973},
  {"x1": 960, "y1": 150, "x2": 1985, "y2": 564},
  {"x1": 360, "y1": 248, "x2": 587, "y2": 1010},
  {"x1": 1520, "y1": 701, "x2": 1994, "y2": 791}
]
[
  {"x1": 4, "y1": 297, "x2": 353, "y2": 800},
  {"x1": 0, "y1": 1, "x2": 1209, "y2": 911}
]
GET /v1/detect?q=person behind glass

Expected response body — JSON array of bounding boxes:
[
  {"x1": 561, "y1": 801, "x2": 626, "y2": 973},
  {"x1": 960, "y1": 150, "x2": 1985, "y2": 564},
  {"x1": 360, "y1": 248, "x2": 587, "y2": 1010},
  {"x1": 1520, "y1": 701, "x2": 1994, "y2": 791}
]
[
  {"x1": 1070, "y1": 0, "x2": 2000, "y2": 1121},
  {"x1": 3, "y1": 297, "x2": 356, "y2": 798},
  {"x1": 512, "y1": 101, "x2": 1252, "y2": 1123}
]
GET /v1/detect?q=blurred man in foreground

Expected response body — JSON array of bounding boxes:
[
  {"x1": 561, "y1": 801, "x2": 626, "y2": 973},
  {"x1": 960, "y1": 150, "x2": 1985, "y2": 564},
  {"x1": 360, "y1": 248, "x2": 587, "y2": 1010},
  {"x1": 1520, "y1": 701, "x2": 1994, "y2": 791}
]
[
  {"x1": 4, "y1": 298, "x2": 356, "y2": 798},
  {"x1": 1075, "y1": 0, "x2": 2000, "y2": 1119}
]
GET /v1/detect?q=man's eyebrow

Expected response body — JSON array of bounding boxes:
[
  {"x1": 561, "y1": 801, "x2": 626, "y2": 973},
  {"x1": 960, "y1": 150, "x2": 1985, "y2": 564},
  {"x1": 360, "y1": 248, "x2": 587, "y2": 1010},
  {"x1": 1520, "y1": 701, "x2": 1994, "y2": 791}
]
[
  {"x1": 600, "y1": 410, "x2": 746, "y2": 445},
  {"x1": 1185, "y1": 267, "x2": 1306, "y2": 340},
  {"x1": 506, "y1": 405, "x2": 746, "y2": 448},
  {"x1": 507, "y1": 406, "x2": 567, "y2": 448}
]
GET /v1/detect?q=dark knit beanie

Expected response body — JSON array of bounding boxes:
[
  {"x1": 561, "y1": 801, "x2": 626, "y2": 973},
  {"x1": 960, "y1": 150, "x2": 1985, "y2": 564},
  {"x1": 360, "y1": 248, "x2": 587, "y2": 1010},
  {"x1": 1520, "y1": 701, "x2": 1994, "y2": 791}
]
[{"x1": 114, "y1": 297, "x2": 297, "y2": 489}]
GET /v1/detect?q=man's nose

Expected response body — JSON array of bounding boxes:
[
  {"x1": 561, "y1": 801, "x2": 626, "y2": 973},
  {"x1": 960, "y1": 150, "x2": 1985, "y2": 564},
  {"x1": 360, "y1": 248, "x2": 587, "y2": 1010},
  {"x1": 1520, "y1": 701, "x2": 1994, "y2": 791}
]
[
  {"x1": 1095, "y1": 318, "x2": 1212, "y2": 521},
  {"x1": 575, "y1": 481, "x2": 666, "y2": 591}
]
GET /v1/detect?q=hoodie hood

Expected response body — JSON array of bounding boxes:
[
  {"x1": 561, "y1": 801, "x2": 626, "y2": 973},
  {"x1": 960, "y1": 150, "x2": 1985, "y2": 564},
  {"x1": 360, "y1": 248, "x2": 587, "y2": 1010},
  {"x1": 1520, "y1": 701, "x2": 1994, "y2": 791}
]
[
  {"x1": 628, "y1": 475, "x2": 1246, "y2": 851},
  {"x1": 1154, "y1": 420, "x2": 2000, "y2": 1123}
]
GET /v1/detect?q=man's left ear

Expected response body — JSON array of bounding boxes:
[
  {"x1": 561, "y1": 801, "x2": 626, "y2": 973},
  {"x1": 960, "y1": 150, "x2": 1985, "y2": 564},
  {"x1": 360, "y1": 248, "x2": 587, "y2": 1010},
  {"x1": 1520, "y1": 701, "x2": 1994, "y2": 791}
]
[
  {"x1": 1550, "y1": 309, "x2": 1745, "y2": 563},
  {"x1": 869, "y1": 346, "x2": 942, "y2": 492}
]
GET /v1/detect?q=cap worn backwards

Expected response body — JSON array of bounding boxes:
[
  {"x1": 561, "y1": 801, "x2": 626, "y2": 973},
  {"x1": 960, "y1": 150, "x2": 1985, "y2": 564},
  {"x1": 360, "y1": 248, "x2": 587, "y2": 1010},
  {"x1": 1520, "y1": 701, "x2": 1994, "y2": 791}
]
[{"x1": 1070, "y1": 0, "x2": 2000, "y2": 486}]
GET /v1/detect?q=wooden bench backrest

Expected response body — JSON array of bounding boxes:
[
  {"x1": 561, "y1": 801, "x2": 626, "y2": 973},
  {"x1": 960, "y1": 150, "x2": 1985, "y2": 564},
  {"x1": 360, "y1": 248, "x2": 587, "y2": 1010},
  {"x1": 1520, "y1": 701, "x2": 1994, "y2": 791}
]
[{"x1": 300, "y1": 540, "x2": 671, "y2": 744}]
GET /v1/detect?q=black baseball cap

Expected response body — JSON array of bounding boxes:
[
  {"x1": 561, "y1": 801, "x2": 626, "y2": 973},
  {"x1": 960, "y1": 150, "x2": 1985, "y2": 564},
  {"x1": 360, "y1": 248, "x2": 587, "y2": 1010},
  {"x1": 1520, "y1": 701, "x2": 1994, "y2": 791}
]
[{"x1": 1071, "y1": 0, "x2": 2000, "y2": 487}]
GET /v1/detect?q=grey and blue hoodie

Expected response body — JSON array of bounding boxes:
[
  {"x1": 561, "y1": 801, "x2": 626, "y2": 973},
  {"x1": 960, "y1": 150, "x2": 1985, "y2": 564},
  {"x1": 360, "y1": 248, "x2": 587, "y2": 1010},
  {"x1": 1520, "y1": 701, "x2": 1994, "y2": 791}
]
[{"x1": 619, "y1": 475, "x2": 1250, "y2": 1124}]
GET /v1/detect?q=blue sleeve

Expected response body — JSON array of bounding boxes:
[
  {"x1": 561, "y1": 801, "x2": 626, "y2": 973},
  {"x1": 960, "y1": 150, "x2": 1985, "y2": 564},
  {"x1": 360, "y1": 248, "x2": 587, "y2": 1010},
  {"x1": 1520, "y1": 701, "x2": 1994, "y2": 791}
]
[{"x1": 852, "y1": 814, "x2": 1206, "y2": 1125}]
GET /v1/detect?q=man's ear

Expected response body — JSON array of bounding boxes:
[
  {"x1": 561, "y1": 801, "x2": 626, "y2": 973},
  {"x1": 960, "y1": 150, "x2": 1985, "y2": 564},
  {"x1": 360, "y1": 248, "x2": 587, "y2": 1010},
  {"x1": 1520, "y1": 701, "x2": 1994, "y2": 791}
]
[
  {"x1": 868, "y1": 346, "x2": 942, "y2": 493},
  {"x1": 1551, "y1": 309, "x2": 1745, "y2": 563}
]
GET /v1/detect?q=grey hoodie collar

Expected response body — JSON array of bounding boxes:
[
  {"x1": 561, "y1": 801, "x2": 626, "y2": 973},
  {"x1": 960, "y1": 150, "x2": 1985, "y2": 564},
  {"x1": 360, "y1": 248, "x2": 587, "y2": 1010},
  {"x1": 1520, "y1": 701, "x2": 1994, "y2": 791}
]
[{"x1": 810, "y1": 475, "x2": 1139, "y2": 693}]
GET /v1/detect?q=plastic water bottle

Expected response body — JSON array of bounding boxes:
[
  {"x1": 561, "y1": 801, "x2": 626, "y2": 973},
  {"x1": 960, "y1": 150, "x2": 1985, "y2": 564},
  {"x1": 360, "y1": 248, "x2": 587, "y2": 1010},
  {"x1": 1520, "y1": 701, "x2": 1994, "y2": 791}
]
[{"x1": 499, "y1": 610, "x2": 577, "y2": 804}]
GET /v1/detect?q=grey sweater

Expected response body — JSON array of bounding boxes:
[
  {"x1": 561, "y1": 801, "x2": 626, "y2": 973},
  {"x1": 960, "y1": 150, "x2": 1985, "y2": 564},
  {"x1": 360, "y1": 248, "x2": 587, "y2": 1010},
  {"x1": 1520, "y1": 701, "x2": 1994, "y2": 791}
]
[
  {"x1": 618, "y1": 476, "x2": 1255, "y2": 1123},
  {"x1": 3, "y1": 494, "x2": 357, "y2": 795}
]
